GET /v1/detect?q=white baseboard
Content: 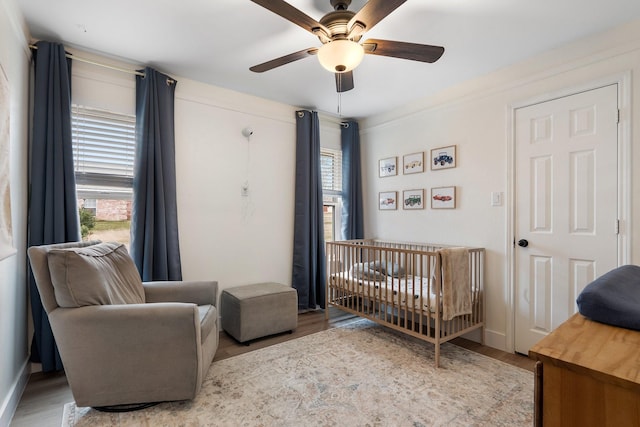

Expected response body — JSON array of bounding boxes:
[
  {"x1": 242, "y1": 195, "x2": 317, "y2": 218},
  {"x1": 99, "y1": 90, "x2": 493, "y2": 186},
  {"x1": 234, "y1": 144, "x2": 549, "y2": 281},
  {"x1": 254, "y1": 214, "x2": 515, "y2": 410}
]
[
  {"x1": 0, "y1": 360, "x2": 30, "y2": 427},
  {"x1": 460, "y1": 327, "x2": 482, "y2": 343},
  {"x1": 459, "y1": 328, "x2": 507, "y2": 352},
  {"x1": 483, "y1": 328, "x2": 507, "y2": 352}
]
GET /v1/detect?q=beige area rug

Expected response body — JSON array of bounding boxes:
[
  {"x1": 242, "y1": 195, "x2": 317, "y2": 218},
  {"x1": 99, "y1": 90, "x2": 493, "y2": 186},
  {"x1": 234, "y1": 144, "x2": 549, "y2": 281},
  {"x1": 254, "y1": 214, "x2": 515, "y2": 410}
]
[{"x1": 62, "y1": 320, "x2": 533, "y2": 426}]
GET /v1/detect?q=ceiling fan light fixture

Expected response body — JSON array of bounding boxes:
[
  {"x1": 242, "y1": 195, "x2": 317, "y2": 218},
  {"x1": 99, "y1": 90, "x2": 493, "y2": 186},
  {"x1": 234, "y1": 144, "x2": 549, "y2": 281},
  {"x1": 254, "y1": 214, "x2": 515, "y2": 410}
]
[{"x1": 317, "y1": 40, "x2": 364, "y2": 73}]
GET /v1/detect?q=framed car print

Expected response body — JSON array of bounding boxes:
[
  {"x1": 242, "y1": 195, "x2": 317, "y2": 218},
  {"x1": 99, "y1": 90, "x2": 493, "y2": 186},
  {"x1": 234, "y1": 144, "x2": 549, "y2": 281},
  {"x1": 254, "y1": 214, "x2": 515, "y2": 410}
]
[
  {"x1": 379, "y1": 191, "x2": 397, "y2": 210},
  {"x1": 431, "y1": 186, "x2": 456, "y2": 209},
  {"x1": 379, "y1": 157, "x2": 397, "y2": 177},
  {"x1": 431, "y1": 145, "x2": 456, "y2": 170},
  {"x1": 403, "y1": 152, "x2": 424, "y2": 174},
  {"x1": 403, "y1": 189, "x2": 424, "y2": 210}
]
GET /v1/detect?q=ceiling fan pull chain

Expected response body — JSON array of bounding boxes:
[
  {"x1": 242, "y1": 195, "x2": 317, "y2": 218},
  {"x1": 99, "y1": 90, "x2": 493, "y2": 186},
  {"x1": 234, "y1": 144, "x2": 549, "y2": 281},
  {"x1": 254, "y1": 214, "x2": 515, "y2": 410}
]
[{"x1": 337, "y1": 92, "x2": 342, "y2": 116}]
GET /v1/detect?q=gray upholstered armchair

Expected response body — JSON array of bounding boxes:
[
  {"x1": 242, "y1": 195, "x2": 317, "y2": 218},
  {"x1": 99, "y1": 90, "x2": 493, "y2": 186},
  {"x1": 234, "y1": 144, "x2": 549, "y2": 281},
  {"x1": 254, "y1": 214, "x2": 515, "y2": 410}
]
[{"x1": 27, "y1": 240, "x2": 219, "y2": 408}]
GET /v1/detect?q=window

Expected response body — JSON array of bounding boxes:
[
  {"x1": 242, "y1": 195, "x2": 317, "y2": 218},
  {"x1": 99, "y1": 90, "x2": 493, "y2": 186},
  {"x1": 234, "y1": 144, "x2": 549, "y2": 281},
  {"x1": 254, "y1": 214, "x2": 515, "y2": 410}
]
[
  {"x1": 321, "y1": 148, "x2": 342, "y2": 241},
  {"x1": 82, "y1": 198, "x2": 97, "y2": 215},
  {"x1": 72, "y1": 105, "x2": 135, "y2": 248}
]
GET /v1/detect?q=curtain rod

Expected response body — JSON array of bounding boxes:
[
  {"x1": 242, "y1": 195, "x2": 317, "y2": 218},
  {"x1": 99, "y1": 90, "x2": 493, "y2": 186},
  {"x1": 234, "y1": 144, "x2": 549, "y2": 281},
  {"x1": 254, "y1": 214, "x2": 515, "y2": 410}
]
[{"x1": 28, "y1": 44, "x2": 176, "y2": 84}]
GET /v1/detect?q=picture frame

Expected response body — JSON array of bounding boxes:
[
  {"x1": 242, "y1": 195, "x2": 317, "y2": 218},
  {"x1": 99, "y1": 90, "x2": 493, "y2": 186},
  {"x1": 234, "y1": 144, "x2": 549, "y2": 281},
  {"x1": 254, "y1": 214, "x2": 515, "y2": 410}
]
[
  {"x1": 431, "y1": 186, "x2": 456, "y2": 209},
  {"x1": 379, "y1": 157, "x2": 397, "y2": 177},
  {"x1": 430, "y1": 145, "x2": 456, "y2": 170},
  {"x1": 402, "y1": 189, "x2": 424, "y2": 210},
  {"x1": 403, "y1": 152, "x2": 424, "y2": 174},
  {"x1": 379, "y1": 191, "x2": 397, "y2": 210}
]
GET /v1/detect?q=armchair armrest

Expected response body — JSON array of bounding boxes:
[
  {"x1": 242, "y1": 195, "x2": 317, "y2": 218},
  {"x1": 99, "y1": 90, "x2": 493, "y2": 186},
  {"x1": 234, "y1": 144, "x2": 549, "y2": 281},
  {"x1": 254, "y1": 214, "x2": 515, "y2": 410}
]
[
  {"x1": 143, "y1": 280, "x2": 218, "y2": 306},
  {"x1": 49, "y1": 303, "x2": 204, "y2": 407}
]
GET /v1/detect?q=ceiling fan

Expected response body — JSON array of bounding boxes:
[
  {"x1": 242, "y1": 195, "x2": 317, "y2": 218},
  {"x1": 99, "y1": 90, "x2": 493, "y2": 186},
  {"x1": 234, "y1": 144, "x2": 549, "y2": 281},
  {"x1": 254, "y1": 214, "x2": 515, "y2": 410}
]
[{"x1": 249, "y1": 0, "x2": 445, "y2": 93}]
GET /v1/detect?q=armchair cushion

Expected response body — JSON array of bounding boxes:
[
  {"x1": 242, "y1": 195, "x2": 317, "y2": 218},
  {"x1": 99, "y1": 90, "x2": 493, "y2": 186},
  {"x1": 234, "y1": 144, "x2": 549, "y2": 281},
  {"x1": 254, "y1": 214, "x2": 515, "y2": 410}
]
[
  {"x1": 143, "y1": 280, "x2": 217, "y2": 306},
  {"x1": 198, "y1": 304, "x2": 218, "y2": 346},
  {"x1": 47, "y1": 242, "x2": 145, "y2": 307}
]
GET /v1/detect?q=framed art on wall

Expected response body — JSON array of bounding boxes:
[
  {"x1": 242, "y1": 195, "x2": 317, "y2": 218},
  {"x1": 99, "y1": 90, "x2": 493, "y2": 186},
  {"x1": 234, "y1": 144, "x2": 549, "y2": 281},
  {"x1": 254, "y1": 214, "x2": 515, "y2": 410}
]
[
  {"x1": 431, "y1": 145, "x2": 456, "y2": 170},
  {"x1": 403, "y1": 189, "x2": 424, "y2": 210},
  {"x1": 379, "y1": 157, "x2": 397, "y2": 177},
  {"x1": 431, "y1": 186, "x2": 456, "y2": 209},
  {"x1": 379, "y1": 191, "x2": 397, "y2": 210},
  {"x1": 403, "y1": 152, "x2": 424, "y2": 174}
]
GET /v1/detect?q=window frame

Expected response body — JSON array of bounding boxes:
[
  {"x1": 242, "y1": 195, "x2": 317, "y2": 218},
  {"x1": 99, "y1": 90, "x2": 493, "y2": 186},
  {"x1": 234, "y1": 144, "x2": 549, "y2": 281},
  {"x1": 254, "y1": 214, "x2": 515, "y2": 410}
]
[{"x1": 321, "y1": 147, "x2": 343, "y2": 242}]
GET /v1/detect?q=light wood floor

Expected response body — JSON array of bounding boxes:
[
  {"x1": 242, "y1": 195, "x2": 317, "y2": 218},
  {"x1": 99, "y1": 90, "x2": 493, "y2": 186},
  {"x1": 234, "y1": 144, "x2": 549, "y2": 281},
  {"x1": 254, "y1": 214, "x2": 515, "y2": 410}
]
[{"x1": 10, "y1": 308, "x2": 534, "y2": 426}]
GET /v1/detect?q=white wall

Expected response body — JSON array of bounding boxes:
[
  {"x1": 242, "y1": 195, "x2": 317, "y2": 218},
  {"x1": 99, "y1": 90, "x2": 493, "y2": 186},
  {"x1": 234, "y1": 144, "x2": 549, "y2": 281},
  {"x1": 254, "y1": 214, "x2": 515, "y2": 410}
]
[
  {"x1": 175, "y1": 80, "x2": 342, "y2": 293},
  {"x1": 0, "y1": 0, "x2": 31, "y2": 424},
  {"x1": 174, "y1": 81, "x2": 298, "y2": 289},
  {"x1": 71, "y1": 53, "x2": 136, "y2": 115},
  {"x1": 360, "y1": 19, "x2": 640, "y2": 351}
]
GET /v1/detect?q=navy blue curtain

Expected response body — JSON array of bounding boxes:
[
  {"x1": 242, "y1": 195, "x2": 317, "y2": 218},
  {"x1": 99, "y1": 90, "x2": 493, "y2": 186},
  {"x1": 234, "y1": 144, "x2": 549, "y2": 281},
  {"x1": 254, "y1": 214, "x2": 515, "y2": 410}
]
[
  {"x1": 340, "y1": 121, "x2": 364, "y2": 240},
  {"x1": 28, "y1": 41, "x2": 80, "y2": 371},
  {"x1": 130, "y1": 67, "x2": 182, "y2": 281},
  {"x1": 292, "y1": 110, "x2": 326, "y2": 310}
]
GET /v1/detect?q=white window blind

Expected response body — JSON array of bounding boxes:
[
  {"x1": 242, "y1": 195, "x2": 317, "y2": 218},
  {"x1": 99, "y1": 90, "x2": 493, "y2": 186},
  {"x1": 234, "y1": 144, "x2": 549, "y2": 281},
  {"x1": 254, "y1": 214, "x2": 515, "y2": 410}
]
[
  {"x1": 71, "y1": 105, "x2": 135, "y2": 189},
  {"x1": 321, "y1": 148, "x2": 342, "y2": 200}
]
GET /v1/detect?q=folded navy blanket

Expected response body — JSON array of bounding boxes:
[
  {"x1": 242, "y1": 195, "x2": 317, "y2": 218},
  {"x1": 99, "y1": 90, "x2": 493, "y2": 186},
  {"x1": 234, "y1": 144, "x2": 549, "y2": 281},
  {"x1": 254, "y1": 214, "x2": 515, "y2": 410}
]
[{"x1": 577, "y1": 265, "x2": 640, "y2": 330}]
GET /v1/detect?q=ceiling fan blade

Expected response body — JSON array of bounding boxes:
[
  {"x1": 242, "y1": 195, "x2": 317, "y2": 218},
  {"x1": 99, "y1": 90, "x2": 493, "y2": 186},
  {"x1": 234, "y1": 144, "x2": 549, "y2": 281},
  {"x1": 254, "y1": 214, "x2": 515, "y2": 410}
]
[
  {"x1": 250, "y1": 0, "x2": 331, "y2": 40},
  {"x1": 348, "y1": 0, "x2": 407, "y2": 39},
  {"x1": 335, "y1": 71, "x2": 354, "y2": 93},
  {"x1": 362, "y1": 39, "x2": 444, "y2": 63},
  {"x1": 250, "y1": 48, "x2": 318, "y2": 73}
]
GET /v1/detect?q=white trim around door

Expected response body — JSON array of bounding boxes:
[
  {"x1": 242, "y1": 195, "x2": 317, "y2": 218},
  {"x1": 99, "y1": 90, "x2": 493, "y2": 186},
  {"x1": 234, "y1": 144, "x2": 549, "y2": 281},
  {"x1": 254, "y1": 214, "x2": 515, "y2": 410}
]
[{"x1": 505, "y1": 71, "x2": 632, "y2": 353}]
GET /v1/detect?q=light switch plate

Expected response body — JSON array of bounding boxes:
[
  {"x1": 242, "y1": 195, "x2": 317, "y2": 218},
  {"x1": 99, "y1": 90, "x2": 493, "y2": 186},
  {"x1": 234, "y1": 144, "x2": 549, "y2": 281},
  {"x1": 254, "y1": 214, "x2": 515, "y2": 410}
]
[{"x1": 491, "y1": 192, "x2": 502, "y2": 206}]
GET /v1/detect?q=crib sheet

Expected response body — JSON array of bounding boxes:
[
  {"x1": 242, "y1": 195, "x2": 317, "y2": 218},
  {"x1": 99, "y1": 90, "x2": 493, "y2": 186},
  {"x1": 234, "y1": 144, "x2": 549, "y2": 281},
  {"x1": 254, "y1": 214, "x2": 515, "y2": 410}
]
[{"x1": 329, "y1": 272, "x2": 439, "y2": 312}]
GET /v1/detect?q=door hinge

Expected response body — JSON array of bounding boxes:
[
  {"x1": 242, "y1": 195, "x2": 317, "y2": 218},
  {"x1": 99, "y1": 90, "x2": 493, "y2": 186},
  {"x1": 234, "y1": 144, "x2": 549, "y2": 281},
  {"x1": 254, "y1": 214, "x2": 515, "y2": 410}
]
[
  {"x1": 617, "y1": 109, "x2": 620, "y2": 124},
  {"x1": 615, "y1": 219, "x2": 620, "y2": 235}
]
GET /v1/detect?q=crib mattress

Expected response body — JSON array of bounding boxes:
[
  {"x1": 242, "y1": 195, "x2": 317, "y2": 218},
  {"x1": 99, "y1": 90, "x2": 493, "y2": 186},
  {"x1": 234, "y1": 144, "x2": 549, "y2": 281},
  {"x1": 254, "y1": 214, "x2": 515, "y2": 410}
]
[{"x1": 329, "y1": 272, "x2": 439, "y2": 312}]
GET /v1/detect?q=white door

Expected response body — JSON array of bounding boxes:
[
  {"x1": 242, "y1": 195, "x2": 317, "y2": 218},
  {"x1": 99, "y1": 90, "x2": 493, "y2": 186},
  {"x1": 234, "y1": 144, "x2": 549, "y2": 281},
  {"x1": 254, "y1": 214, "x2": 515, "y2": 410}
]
[{"x1": 514, "y1": 85, "x2": 619, "y2": 354}]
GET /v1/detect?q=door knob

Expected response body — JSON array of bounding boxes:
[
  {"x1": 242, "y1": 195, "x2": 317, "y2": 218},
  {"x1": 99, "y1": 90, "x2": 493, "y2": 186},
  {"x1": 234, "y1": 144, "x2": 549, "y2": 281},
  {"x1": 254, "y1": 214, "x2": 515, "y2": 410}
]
[{"x1": 518, "y1": 239, "x2": 529, "y2": 248}]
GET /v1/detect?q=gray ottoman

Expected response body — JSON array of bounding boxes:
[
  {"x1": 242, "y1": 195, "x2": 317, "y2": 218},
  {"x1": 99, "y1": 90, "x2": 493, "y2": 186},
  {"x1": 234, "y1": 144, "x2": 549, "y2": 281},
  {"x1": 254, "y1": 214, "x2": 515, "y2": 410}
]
[{"x1": 221, "y1": 282, "x2": 298, "y2": 343}]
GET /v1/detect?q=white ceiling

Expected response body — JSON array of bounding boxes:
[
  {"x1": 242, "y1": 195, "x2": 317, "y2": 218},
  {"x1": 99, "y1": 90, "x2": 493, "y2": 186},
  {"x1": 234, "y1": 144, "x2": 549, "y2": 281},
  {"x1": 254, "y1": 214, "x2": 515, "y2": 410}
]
[{"x1": 15, "y1": 0, "x2": 640, "y2": 119}]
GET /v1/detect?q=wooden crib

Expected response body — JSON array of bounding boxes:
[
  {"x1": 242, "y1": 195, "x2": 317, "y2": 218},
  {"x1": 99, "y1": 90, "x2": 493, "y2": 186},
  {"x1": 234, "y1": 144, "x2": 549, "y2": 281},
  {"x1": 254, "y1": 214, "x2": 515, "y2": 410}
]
[{"x1": 325, "y1": 239, "x2": 485, "y2": 367}]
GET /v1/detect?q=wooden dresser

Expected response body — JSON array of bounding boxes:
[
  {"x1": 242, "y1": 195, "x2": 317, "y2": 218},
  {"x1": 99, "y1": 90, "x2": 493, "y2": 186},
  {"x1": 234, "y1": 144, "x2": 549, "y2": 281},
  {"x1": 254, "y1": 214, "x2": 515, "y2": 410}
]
[{"x1": 529, "y1": 313, "x2": 640, "y2": 426}]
